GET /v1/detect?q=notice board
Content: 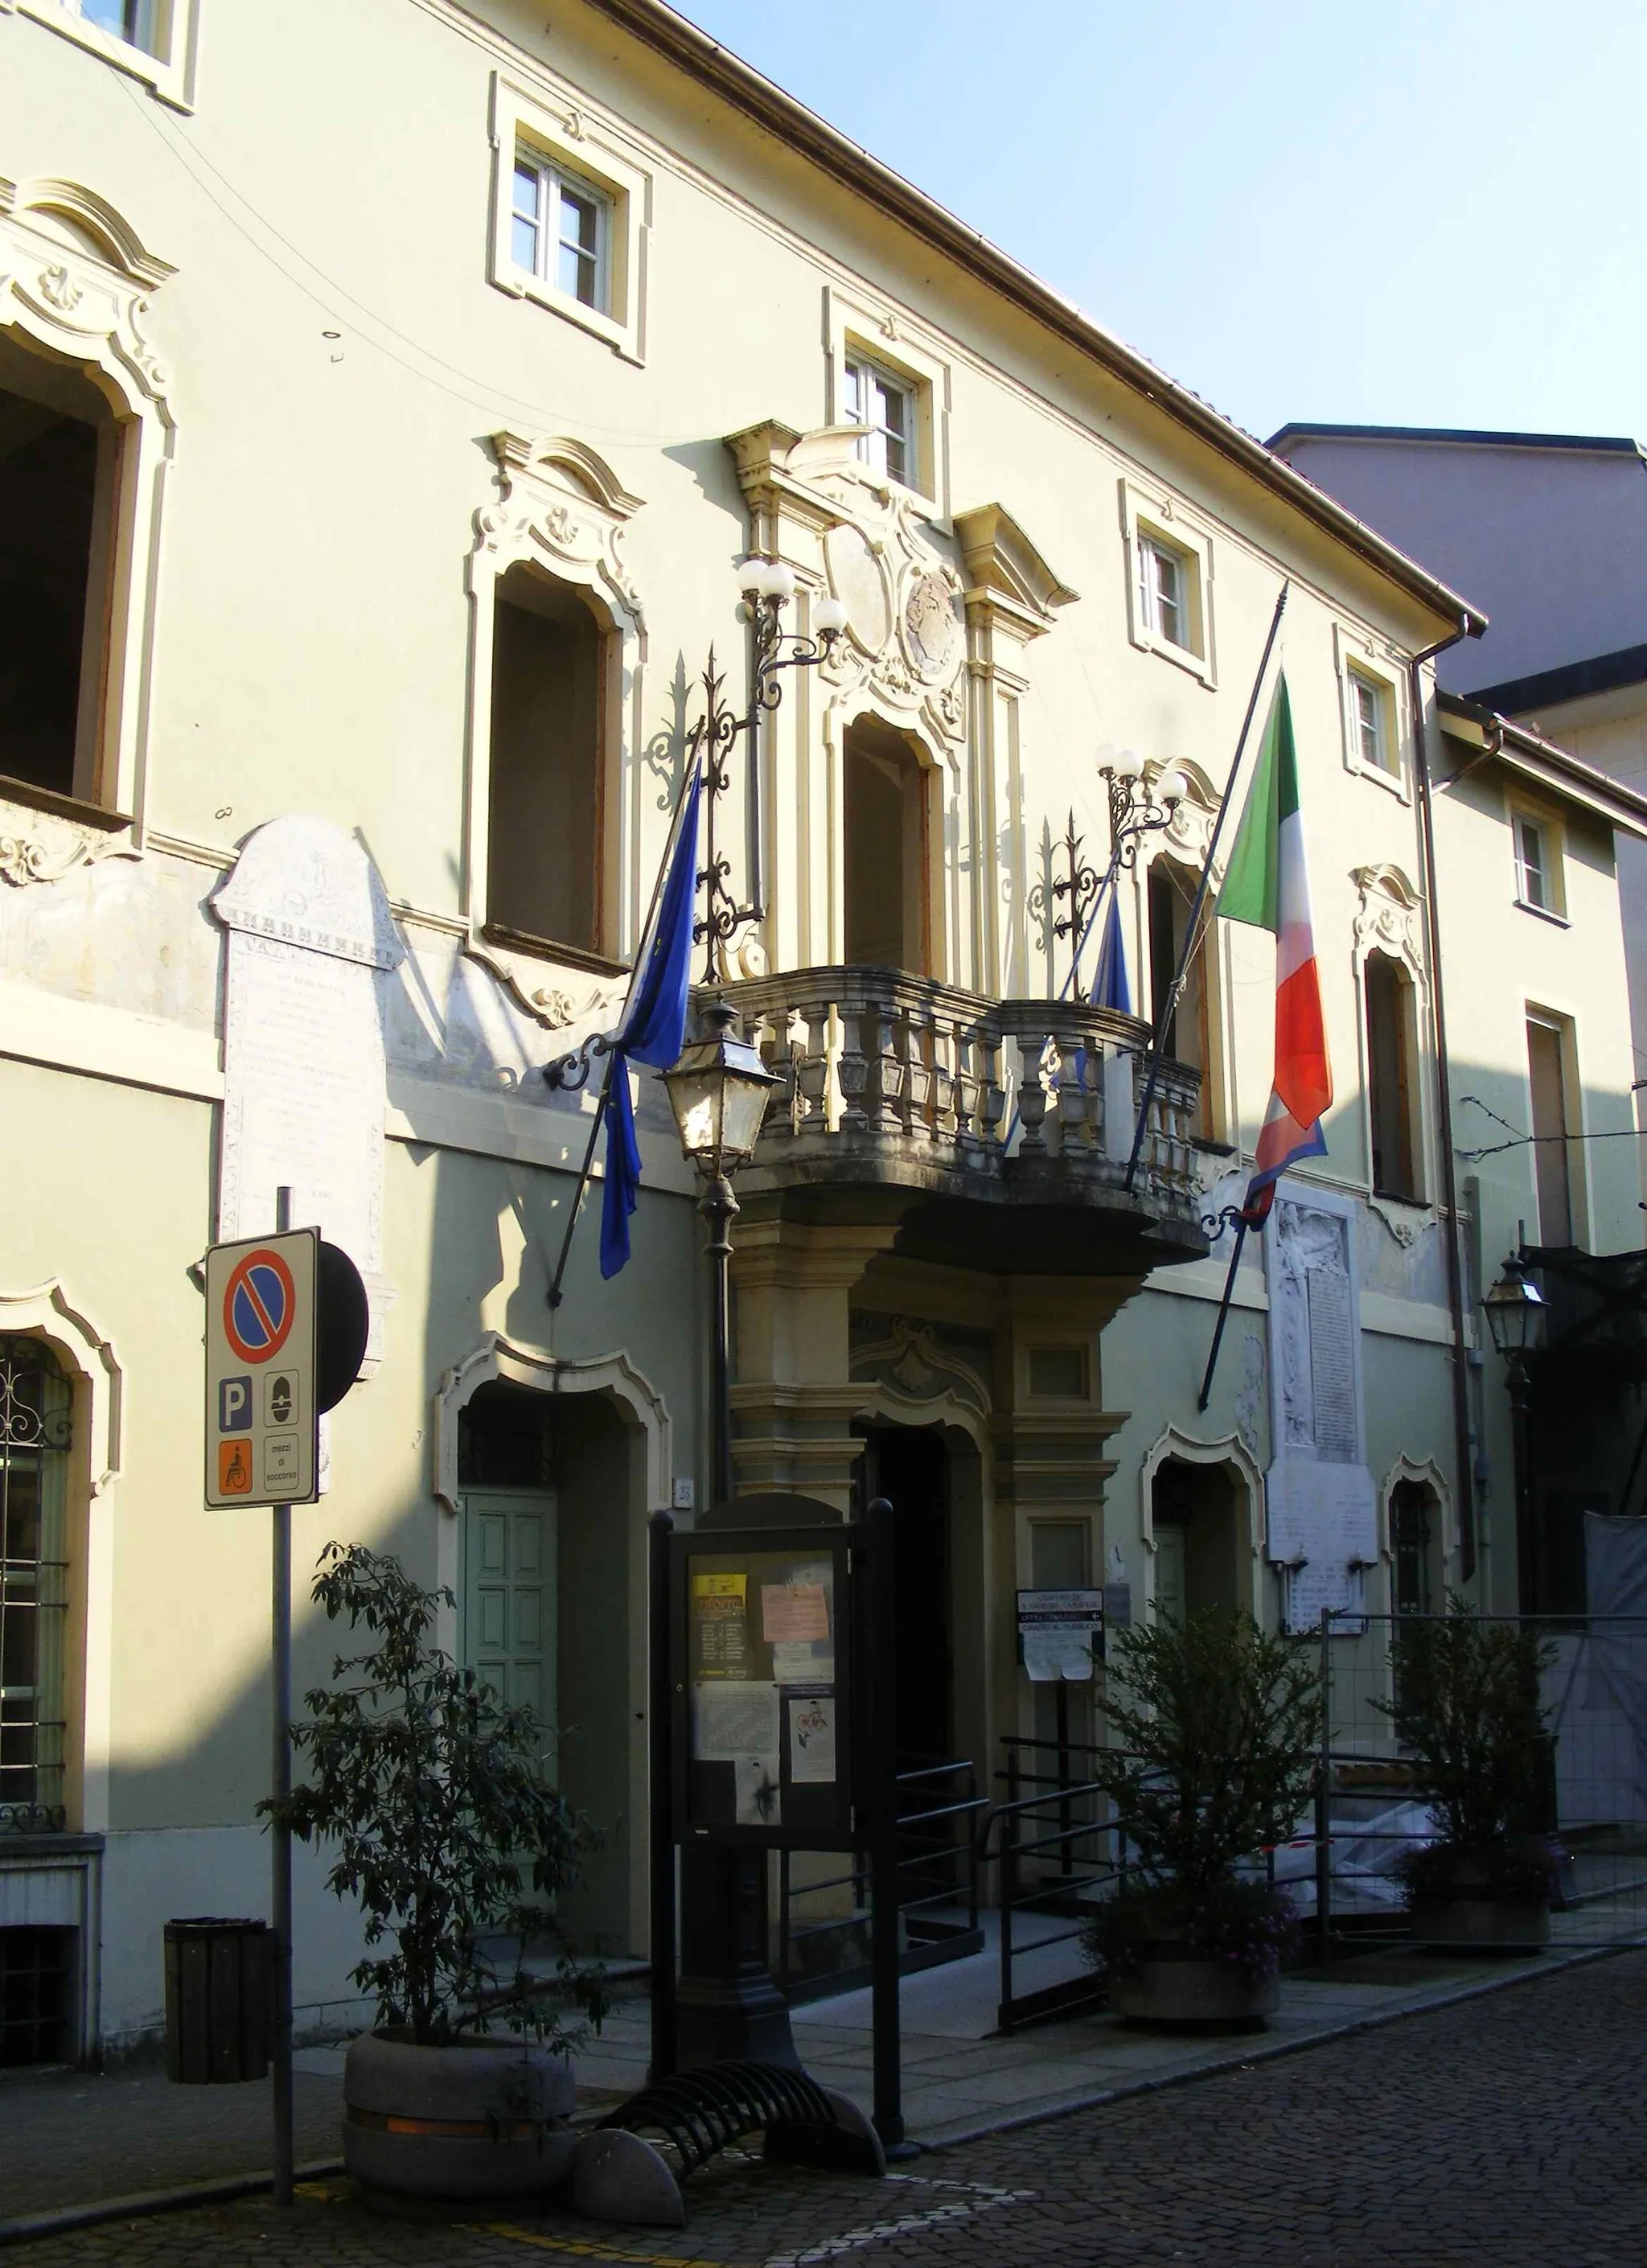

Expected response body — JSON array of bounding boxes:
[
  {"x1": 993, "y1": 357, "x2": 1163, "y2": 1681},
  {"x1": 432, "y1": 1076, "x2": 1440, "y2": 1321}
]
[{"x1": 671, "y1": 1522, "x2": 854, "y2": 1847}]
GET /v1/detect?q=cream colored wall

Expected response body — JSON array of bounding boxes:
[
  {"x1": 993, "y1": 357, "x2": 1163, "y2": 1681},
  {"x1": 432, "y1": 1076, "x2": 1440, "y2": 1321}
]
[{"x1": 3, "y1": 0, "x2": 1644, "y2": 2032}]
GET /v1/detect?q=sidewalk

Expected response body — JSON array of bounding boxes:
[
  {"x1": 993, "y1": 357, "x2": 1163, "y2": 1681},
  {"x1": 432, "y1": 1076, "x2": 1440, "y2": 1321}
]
[{"x1": 6, "y1": 1913, "x2": 1634, "y2": 2232}]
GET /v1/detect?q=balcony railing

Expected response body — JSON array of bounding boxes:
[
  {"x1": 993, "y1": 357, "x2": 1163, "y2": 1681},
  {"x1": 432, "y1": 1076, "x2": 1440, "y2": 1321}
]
[{"x1": 723, "y1": 966, "x2": 1204, "y2": 1234}]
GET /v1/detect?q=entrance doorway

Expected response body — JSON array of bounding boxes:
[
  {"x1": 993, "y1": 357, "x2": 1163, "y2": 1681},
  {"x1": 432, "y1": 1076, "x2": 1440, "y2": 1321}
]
[
  {"x1": 457, "y1": 1379, "x2": 635, "y2": 1952},
  {"x1": 843, "y1": 716, "x2": 932, "y2": 974},
  {"x1": 1150, "y1": 1456, "x2": 1247, "y2": 1622},
  {"x1": 855, "y1": 1424, "x2": 951, "y2": 1763}
]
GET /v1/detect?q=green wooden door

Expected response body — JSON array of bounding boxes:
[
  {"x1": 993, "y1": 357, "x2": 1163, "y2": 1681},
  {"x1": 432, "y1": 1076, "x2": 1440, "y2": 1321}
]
[{"x1": 462, "y1": 1489, "x2": 557, "y2": 1747}]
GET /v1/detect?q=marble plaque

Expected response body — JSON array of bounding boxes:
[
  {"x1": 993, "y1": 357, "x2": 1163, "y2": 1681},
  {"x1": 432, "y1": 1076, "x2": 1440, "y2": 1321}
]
[
  {"x1": 213, "y1": 818, "x2": 401, "y2": 1376},
  {"x1": 1272, "y1": 1200, "x2": 1362, "y2": 1465}
]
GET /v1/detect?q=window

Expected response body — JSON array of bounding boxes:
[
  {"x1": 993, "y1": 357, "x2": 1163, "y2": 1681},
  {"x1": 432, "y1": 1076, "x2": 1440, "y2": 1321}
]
[
  {"x1": 843, "y1": 355, "x2": 914, "y2": 489},
  {"x1": 488, "y1": 76, "x2": 650, "y2": 364},
  {"x1": 1137, "y1": 533, "x2": 1190, "y2": 651},
  {"x1": 511, "y1": 153, "x2": 610, "y2": 314},
  {"x1": 79, "y1": 0, "x2": 158, "y2": 51},
  {"x1": 0, "y1": 1340, "x2": 70, "y2": 1831},
  {"x1": 487, "y1": 568, "x2": 610, "y2": 961},
  {"x1": 1526, "y1": 1013, "x2": 1577, "y2": 1247},
  {"x1": 1364, "y1": 951, "x2": 1421, "y2": 1202},
  {"x1": 1148, "y1": 857, "x2": 1215, "y2": 1138},
  {"x1": 0, "y1": 337, "x2": 121, "y2": 807},
  {"x1": 1514, "y1": 813, "x2": 1563, "y2": 916},
  {"x1": 1349, "y1": 668, "x2": 1394, "y2": 775},
  {"x1": 12, "y1": 0, "x2": 196, "y2": 102},
  {"x1": 1122, "y1": 483, "x2": 1214, "y2": 681},
  {"x1": 843, "y1": 716, "x2": 933, "y2": 973}
]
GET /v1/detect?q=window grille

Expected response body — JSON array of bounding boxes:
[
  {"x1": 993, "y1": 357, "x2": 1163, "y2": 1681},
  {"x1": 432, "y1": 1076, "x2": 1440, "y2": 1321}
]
[
  {"x1": 0, "y1": 1927, "x2": 74, "y2": 2066},
  {"x1": 0, "y1": 1339, "x2": 71, "y2": 1834}
]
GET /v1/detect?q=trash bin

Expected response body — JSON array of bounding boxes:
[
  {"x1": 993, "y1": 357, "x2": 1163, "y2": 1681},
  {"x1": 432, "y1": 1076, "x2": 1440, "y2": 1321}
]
[{"x1": 163, "y1": 1917, "x2": 273, "y2": 2083}]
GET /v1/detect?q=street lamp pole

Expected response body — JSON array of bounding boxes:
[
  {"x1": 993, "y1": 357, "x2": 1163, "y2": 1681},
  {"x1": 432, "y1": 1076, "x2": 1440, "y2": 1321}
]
[
  {"x1": 660, "y1": 1001, "x2": 788, "y2": 2068},
  {"x1": 1483, "y1": 1254, "x2": 1547, "y2": 1610}
]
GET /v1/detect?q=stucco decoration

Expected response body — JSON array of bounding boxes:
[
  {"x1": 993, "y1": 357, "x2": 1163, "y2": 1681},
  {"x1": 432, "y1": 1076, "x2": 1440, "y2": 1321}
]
[
  {"x1": 1351, "y1": 863, "x2": 1425, "y2": 979},
  {"x1": 471, "y1": 432, "x2": 645, "y2": 625},
  {"x1": 464, "y1": 433, "x2": 646, "y2": 1022},
  {"x1": 0, "y1": 803, "x2": 140, "y2": 889},
  {"x1": 0, "y1": 179, "x2": 175, "y2": 826},
  {"x1": 1156, "y1": 760, "x2": 1222, "y2": 873},
  {"x1": 848, "y1": 1311, "x2": 990, "y2": 1418},
  {"x1": 432, "y1": 1333, "x2": 672, "y2": 1516},
  {"x1": 728, "y1": 421, "x2": 969, "y2": 755}
]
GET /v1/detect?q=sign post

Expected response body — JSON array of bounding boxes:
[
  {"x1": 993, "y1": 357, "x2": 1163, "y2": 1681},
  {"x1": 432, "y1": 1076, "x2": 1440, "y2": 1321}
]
[{"x1": 203, "y1": 1198, "x2": 366, "y2": 2208}]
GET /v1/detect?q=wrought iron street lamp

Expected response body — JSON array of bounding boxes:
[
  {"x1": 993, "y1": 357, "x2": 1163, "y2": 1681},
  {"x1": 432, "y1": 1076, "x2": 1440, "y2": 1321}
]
[
  {"x1": 660, "y1": 1000, "x2": 787, "y2": 2072},
  {"x1": 1483, "y1": 1255, "x2": 1547, "y2": 1370},
  {"x1": 1483, "y1": 1255, "x2": 1547, "y2": 1610},
  {"x1": 661, "y1": 1001, "x2": 781, "y2": 1506}
]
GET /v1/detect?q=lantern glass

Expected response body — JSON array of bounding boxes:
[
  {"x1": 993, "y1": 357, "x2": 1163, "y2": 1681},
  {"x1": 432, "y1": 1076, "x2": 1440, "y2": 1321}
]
[
  {"x1": 1483, "y1": 1257, "x2": 1546, "y2": 1362},
  {"x1": 662, "y1": 1005, "x2": 780, "y2": 1174}
]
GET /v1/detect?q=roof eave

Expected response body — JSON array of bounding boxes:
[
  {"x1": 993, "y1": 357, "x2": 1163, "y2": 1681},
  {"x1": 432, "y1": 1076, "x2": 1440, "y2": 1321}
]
[
  {"x1": 1437, "y1": 690, "x2": 1647, "y2": 840},
  {"x1": 583, "y1": 0, "x2": 1488, "y2": 642}
]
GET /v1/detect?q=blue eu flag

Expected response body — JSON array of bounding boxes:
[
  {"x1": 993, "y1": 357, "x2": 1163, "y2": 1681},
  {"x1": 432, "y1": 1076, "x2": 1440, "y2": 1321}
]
[{"x1": 599, "y1": 761, "x2": 704, "y2": 1278}]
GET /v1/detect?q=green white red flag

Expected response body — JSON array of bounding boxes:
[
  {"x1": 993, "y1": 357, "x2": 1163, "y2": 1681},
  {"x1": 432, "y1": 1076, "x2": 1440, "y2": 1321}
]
[{"x1": 1216, "y1": 675, "x2": 1332, "y2": 1224}]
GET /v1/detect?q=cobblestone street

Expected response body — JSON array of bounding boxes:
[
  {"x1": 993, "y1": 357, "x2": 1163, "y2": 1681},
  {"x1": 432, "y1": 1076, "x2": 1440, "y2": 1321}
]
[{"x1": 10, "y1": 1948, "x2": 1647, "y2": 2267}]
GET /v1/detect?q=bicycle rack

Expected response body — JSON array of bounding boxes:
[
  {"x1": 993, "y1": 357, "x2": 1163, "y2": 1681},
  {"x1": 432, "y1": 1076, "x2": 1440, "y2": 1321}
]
[{"x1": 598, "y1": 2059, "x2": 883, "y2": 2178}]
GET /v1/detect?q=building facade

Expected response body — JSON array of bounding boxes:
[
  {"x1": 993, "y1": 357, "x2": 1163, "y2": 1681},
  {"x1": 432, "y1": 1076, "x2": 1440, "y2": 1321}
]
[{"x1": 2, "y1": 0, "x2": 1643, "y2": 2061}]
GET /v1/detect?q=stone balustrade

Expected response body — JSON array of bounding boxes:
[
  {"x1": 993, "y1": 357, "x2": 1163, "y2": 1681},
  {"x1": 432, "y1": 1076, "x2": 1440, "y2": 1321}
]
[{"x1": 721, "y1": 966, "x2": 1204, "y2": 1229}]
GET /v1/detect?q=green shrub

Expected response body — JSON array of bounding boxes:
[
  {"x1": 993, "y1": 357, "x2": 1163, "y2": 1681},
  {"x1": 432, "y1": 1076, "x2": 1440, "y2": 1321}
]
[
  {"x1": 261, "y1": 1542, "x2": 608, "y2": 2048},
  {"x1": 1376, "y1": 1597, "x2": 1555, "y2": 1854}
]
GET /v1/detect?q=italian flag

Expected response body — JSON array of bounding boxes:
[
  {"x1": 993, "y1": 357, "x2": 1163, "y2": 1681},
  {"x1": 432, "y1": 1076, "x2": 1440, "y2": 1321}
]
[{"x1": 1216, "y1": 675, "x2": 1332, "y2": 1224}]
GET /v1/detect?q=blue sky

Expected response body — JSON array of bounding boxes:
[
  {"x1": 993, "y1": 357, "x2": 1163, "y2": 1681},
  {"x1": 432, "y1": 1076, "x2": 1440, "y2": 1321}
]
[{"x1": 680, "y1": 1, "x2": 1647, "y2": 445}]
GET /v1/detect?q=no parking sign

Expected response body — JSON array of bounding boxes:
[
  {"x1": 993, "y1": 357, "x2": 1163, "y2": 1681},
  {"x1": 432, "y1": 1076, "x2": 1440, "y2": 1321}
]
[{"x1": 203, "y1": 1228, "x2": 319, "y2": 1506}]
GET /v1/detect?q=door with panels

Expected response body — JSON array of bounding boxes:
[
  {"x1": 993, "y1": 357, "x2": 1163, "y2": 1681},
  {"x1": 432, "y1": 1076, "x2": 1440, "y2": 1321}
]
[{"x1": 462, "y1": 1490, "x2": 557, "y2": 1767}]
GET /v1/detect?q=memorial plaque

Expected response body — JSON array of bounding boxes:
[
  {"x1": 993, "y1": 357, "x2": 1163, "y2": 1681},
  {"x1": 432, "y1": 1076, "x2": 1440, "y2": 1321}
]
[
  {"x1": 213, "y1": 818, "x2": 401, "y2": 1378},
  {"x1": 1266, "y1": 1198, "x2": 1373, "y2": 1634}
]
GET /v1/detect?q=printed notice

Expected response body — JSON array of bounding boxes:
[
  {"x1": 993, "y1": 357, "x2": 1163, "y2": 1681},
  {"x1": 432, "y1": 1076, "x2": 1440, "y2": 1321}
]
[
  {"x1": 693, "y1": 1679, "x2": 781, "y2": 1761},
  {"x1": 692, "y1": 1570, "x2": 750, "y2": 1676},
  {"x1": 761, "y1": 1583, "x2": 829, "y2": 1644},
  {"x1": 733, "y1": 1755, "x2": 782, "y2": 1826},
  {"x1": 1023, "y1": 1627, "x2": 1094, "y2": 1683},
  {"x1": 772, "y1": 1640, "x2": 836, "y2": 1685},
  {"x1": 789, "y1": 1695, "x2": 837, "y2": 1784}
]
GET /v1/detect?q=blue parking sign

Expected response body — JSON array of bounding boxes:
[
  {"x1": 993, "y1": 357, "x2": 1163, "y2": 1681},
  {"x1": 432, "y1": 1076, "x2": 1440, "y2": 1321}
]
[{"x1": 219, "y1": 1375, "x2": 253, "y2": 1434}]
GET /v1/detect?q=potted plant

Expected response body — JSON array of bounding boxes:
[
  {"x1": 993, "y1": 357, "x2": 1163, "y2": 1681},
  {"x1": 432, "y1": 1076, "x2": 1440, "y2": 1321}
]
[
  {"x1": 1378, "y1": 1598, "x2": 1559, "y2": 1951},
  {"x1": 1082, "y1": 1607, "x2": 1321, "y2": 2028},
  {"x1": 263, "y1": 1543, "x2": 607, "y2": 2199}
]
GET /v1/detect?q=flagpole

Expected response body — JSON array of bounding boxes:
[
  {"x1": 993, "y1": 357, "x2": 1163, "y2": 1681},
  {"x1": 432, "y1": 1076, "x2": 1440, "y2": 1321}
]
[
  {"x1": 1123, "y1": 581, "x2": 1290, "y2": 1194},
  {"x1": 544, "y1": 751, "x2": 704, "y2": 1305},
  {"x1": 547, "y1": 1050, "x2": 617, "y2": 1312},
  {"x1": 1195, "y1": 1211, "x2": 1248, "y2": 1412}
]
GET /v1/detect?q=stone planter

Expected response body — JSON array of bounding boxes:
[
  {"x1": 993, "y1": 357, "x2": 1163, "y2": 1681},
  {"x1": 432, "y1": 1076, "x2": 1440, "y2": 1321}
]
[
  {"x1": 1408, "y1": 1897, "x2": 1550, "y2": 1953},
  {"x1": 1108, "y1": 1950, "x2": 1279, "y2": 2030},
  {"x1": 344, "y1": 2028, "x2": 577, "y2": 2199}
]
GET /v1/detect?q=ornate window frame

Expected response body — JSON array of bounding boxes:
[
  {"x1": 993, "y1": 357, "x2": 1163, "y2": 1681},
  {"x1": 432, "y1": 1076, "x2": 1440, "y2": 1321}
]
[
  {"x1": 1351, "y1": 863, "x2": 1433, "y2": 1216},
  {"x1": 1140, "y1": 759, "x2": 1228, "y2": 1140},
  {"x1": 487, "y1": 72, "x2": 651, "y2": 366},
  {"x1": 463, "y1": 430, "x2": 646, "y2": 1019},
  {"x1": 2, "y1": 0, "x2": 201, "y2": 110},
  {"x1": 1138, "y1": 1426, "x2": 1266, "y2": 1614},
  {"x1": 0, "y1": 177, "x2": 175, "y2": 841},
  {"x1": 0, "y1": 1280, "x2": 122, "y2": 1837},
  {"x1": 1380, "y1": 1451, "x2": 1456, "y2": 1578}
]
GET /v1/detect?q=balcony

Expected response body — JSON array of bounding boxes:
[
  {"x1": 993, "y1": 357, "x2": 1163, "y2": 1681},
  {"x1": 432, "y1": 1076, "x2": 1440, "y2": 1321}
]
[{"x1": 724, "y1": 967, "x2": 1210, "y2": 1273}]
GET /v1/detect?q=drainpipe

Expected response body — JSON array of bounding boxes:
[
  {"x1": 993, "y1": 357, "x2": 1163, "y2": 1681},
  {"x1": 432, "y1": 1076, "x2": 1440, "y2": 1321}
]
[{"x1": 1409, "y1": 618, "x2": 1481, "y2": 1580}]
